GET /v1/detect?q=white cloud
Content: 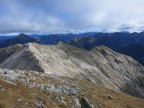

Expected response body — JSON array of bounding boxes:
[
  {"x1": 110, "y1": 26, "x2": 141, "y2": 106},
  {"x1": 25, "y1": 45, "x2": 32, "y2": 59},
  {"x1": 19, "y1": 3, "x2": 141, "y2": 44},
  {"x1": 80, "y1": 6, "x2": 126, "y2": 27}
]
[{"x1": 0, "y1": 0, "x2": 144, "y2": 33}]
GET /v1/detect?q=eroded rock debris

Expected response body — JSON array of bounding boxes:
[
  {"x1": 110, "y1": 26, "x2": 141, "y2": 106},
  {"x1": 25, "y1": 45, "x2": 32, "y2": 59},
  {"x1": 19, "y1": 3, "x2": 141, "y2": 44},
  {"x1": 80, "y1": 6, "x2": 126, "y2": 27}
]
[{"x1": 0, "y1": 43, "x2": 144, "y2": 108}]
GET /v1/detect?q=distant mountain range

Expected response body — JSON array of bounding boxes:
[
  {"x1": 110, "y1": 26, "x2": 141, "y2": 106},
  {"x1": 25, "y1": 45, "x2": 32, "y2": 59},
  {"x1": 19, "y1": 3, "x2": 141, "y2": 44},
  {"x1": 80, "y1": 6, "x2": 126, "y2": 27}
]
[
  {"x1": 70, "y1": 32, "x2": 144, "y2": 50},
  {"x1": 0, "y1": 32, "x2": 144, "y2": 65},
  {"x1": 70, "y1": 32, "x2": 144, "y2": 65},
  {"x1": 0, "y1": 33, "x2": 40, "y2": 48},
  {"x1": 0, "y1": 36, "x2": 13, "y2": 43},
  {"x1": 0, "y1": 33, "x2": 83, "y2": 48},
  {"x1": 121, "y1": 41, "x2": 144, "y2": 64}
]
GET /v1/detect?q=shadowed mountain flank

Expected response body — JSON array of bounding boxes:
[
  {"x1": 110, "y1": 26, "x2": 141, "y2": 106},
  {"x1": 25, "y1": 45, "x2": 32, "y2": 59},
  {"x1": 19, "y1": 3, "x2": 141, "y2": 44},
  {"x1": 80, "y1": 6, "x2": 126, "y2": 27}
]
[
  {"x1": 0, "y1": 44, "x2": 23, "y2": 63},
  {"x1": 121, "y1": 76, "x2": 144, "y2": 98},
  {"x1": 0, "y1": 43, "x2": 144, "y2": 98},
  {"x1": 0, "y1": 44, "x2": 44, "y2": 72}
]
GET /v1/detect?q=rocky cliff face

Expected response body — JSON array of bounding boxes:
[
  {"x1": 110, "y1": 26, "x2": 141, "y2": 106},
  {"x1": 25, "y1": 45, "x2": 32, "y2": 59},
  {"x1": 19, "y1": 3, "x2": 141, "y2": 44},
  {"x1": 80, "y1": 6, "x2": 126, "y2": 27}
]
[{"x1": 0, "y1": 43, "x2": 144, "y2": 98}]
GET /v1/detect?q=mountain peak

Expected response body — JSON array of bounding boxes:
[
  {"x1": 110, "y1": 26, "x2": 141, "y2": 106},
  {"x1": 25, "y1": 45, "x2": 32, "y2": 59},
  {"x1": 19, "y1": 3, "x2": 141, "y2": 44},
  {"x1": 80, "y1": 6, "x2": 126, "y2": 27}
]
[
  {"x1": 0, "y1": 33, "x2": 40, "y2": 48},
  {"x1": 0, "y1": 43, "x2": 144, "y2": 98},
  {"x1": 18, "y1": 33, "x2": 28, "y2": 36},
  {"x1": 16, "y1": 33, "x2": 30, "y2": 39}
]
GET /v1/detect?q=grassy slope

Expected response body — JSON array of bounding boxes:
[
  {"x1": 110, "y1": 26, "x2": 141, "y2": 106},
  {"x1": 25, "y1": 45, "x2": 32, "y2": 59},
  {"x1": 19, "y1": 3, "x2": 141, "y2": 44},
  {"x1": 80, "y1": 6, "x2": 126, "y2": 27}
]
[{"x1": 0, "y1": 78, "x2": 144, "y2": 108}]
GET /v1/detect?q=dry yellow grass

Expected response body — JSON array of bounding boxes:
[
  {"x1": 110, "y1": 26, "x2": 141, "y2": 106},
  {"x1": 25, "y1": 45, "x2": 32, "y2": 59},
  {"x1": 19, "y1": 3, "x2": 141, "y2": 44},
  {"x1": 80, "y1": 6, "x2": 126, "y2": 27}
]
[
  {"x1": 77, "y1": 80, "x2": 144, "y2": 108},
  {"x1": 0, "y1": 79, "x2": 73, "y2": 108},
  {"x1": 0, "y1": 78, "x2": 144, "y2": 108}
]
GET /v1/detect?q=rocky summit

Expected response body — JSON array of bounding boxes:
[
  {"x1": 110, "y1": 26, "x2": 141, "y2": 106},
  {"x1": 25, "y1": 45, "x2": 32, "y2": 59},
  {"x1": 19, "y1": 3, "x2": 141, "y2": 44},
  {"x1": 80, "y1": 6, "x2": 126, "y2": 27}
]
[{"x1": 0, "y1": 43, "x2": 144, "y2": 108}]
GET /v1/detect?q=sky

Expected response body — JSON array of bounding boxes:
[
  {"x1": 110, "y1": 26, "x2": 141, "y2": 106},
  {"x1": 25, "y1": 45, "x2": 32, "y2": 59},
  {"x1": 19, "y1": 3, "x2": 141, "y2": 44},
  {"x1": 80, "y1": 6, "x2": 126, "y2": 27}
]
[{"x1": 0, "y1": 0, "x2": 144, "y2": 34}]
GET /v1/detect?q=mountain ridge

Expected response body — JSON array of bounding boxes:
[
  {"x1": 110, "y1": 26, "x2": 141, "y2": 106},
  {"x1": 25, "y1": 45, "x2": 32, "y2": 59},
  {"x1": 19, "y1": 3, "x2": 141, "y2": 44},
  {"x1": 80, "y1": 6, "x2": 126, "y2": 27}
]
[{"x1": 0, "y1": 43, "x2": 144, "y2": 98}]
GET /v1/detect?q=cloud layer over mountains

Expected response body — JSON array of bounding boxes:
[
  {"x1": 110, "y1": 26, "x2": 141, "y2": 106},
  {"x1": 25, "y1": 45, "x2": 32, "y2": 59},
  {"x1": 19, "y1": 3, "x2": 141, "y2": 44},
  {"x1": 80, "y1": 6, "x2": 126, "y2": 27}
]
[{"x1": 0, "y1": 0, "x2": 144, "y2": 33}]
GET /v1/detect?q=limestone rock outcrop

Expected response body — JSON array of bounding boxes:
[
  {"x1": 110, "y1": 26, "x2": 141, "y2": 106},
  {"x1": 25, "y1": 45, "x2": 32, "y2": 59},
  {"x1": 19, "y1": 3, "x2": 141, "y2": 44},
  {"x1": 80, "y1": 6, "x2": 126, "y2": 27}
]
[{"x1": 0, "y1": 43, "x2": 144, "y2": 98}]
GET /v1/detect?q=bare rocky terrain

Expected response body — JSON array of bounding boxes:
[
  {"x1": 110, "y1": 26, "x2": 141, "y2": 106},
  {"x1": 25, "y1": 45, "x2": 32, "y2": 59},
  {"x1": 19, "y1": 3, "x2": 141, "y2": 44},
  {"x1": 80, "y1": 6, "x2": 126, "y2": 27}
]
[
  {"x1": 0, "y1": 43, "x2": 144, "y2": 108},
  {"x1": 0, "y1": 68, "x2": 144, "y2": 108}
]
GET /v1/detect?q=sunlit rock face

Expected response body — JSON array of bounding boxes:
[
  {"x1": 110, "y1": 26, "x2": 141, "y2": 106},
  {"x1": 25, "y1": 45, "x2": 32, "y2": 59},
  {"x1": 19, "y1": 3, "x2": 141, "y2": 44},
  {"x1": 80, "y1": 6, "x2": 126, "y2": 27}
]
[{"x1": 0, "y1": 43, "x2": 144, "y2": 98}]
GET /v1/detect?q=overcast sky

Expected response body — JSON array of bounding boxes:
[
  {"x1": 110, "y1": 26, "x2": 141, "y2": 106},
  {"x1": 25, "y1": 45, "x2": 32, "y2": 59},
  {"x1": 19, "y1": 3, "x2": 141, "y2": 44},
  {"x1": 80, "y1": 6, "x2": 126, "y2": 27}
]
[{"x1": 0, "y1": 0, "x2": 144, "y2": 33}]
